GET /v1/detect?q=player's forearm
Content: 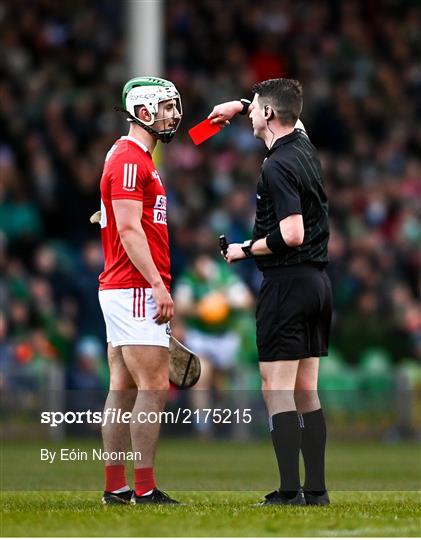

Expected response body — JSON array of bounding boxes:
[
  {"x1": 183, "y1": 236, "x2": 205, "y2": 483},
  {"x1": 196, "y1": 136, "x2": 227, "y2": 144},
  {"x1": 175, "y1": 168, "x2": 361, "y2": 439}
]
[{"x1": 119, "y1": 227, "x2": 163, "y2": 287}]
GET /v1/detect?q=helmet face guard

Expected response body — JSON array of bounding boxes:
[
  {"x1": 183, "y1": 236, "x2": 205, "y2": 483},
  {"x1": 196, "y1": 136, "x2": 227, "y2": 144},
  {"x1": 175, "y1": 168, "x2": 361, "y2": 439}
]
[{"x1": 121, "y1": 77, "x2": 182, "y2": 143}]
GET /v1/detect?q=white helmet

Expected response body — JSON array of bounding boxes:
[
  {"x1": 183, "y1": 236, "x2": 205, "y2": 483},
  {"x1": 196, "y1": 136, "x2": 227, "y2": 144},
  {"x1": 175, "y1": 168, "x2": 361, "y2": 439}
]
[{"x1": 120, "y1": 76, "x2": 182, "y2": 143}]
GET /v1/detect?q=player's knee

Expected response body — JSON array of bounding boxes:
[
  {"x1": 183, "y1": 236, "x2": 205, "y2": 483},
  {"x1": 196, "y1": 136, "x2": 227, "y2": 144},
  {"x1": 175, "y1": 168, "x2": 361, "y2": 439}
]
[
  {"x1": 109, "y1": 379, "x2": 137, "y2": 391},
  {"x1": 142, "y1": 376, "x2": 169, "y2": 392},
  {"x1": 157, "y1": 378, "x2": 170, "y2": 392}
]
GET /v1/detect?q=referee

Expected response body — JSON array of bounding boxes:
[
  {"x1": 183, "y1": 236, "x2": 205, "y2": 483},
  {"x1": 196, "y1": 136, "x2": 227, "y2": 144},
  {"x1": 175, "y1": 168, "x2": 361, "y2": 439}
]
[{"x1": 209, "y1": 79, "x2": 332, "y2": 506}]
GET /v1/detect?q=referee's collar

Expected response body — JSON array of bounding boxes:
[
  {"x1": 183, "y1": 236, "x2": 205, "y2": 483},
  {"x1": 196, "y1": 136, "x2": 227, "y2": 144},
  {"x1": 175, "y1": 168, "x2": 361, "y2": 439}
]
[{"x1": 265, "y1": 129, "x2": 300, "y2": 157}]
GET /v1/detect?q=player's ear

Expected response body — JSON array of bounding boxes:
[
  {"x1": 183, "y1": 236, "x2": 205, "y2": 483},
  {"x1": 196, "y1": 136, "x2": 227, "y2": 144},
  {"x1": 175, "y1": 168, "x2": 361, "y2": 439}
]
[{"x1": 138, "y1": 105, "x2": 152, "y2": 122}]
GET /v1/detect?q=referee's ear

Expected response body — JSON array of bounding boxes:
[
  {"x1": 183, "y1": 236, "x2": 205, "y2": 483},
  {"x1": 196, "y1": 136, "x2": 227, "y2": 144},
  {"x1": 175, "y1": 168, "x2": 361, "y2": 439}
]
[{"x1": 264, "y1": 106, "x2": 274, "y2": 121}]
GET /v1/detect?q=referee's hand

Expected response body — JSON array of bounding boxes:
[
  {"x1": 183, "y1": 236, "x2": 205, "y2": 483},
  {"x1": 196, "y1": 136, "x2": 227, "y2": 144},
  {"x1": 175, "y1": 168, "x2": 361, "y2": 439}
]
[
  {"x1": 208, "y1": 101, "x2": 243, "y2": 125},
  {"x1": 221, "y1": 243, "x2": 246, "y2": 264}
]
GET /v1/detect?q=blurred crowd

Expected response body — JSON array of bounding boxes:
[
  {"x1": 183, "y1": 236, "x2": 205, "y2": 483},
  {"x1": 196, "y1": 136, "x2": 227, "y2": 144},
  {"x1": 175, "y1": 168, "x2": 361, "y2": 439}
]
[{"x1": 1, "y1": 0, "x2": 420, "y2": 398}]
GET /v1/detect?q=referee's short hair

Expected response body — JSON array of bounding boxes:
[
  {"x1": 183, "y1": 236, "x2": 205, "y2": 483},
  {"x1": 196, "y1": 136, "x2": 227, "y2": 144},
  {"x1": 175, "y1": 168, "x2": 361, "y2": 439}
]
[{"x1": 252, "y1": 78, "x2": 303, "y2": 126}]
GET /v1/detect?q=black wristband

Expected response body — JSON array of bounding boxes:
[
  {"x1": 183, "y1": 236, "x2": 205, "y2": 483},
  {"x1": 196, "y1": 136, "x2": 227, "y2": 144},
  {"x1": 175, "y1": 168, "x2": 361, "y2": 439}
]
[
  {"x1": 241, "y1": 239, "x2": 255, "y2": 258},
  {"x1": 239, "y1": 99, "x2": 251, "y2": 115},
  {"x1": 266, "y1": 227, "x2": 288, "y2": 253}
]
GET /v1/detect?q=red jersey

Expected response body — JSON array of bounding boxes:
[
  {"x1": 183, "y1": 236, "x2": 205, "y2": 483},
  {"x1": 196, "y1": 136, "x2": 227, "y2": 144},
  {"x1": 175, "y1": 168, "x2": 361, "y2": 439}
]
[{"x1": 98, "y1": 136, "x2": 171, "y2": 291}]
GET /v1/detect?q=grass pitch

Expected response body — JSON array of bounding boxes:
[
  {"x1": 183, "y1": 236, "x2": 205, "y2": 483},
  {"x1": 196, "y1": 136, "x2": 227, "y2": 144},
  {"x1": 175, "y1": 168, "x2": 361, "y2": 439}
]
[
  {"x1": 1, "y1": 439, "x2": 420, "y2": 536},
  {"x1": 2, "y1": 491, "x2": 420, "y2": 537}
]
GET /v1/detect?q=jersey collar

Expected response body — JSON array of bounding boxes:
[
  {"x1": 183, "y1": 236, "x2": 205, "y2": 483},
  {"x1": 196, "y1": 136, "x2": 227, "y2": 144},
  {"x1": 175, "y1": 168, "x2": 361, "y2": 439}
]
[
  {"x1": 265, "y1": 129, "x2": 300, "y2": 157},
  {"x1": 120, "y1": 136, "x2": 150, "y2": 155}
]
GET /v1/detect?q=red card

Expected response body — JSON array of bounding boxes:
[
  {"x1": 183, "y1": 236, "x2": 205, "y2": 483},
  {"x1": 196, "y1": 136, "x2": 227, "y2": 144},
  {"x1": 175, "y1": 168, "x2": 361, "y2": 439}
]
[{"x1": 188, "y1": 118, "x2": 221, "y2": 145}]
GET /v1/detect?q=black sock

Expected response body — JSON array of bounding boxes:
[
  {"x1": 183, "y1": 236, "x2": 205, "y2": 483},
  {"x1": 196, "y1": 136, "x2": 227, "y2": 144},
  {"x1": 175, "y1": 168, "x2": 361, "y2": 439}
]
[
  {"x1": 270, "y1": 411, "x2": 301, "y2": 494},
  {"x1": 299, "y1": 408, "x2": 327, "y2": 492}
]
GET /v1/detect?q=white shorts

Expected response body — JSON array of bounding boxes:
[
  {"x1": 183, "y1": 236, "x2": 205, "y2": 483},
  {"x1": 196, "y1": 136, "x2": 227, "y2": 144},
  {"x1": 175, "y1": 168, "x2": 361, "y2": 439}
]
[{"x1": 98, "y1": 288, "x2": 170, "y2": 348}]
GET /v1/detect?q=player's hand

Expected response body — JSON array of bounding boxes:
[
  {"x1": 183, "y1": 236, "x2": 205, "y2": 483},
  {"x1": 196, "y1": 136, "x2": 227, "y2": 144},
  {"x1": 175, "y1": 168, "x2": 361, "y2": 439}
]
[
  {"x1": 152, "y1": 282, "x2": 174, "y2": 324},
  {"x1": 224, "y1": 243, "x2": 246, "y2": 264},
  {"x1": 208, "y1": 101, "x2": 243, "y2": 125}
]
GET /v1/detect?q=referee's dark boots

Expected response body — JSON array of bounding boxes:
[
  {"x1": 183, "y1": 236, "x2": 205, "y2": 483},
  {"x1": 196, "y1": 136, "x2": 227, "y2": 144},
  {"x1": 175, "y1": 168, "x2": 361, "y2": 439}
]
[
  {"x1": 303, "y1": 489, "x2": 330, "y2": 506},
  {"x1": 255, "y1": 488, "x2": 306, "y2": 506}
]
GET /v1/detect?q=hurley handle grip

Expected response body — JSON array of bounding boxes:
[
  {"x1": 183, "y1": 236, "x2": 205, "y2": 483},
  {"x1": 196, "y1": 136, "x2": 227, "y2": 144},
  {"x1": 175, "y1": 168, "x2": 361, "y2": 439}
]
[{"x1": 219, "y1": 235, "x2": 229, "y2": 256}]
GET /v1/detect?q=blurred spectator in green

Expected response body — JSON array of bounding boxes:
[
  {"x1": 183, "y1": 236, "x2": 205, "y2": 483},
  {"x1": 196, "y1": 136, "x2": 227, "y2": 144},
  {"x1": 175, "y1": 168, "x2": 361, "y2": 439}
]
[{"x1": 174, "y1": 252, "x2": 254, "y2": 435}]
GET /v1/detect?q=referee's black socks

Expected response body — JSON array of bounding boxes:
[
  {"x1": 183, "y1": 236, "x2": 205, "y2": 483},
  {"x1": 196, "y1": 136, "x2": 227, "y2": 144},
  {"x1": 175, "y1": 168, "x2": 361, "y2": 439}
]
[
  {"x1": 299, "y1": 408, "x2": 327, "y2": 493},
  {"x1": 270, "y1": 411, "x2": 301, "y2": 495}
]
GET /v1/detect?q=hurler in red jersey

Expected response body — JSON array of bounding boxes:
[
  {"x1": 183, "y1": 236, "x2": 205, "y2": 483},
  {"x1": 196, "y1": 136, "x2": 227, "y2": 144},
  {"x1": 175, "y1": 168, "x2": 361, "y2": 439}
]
[{"x1": 98, "y1": 77, "x2": 182, "y2": 506}]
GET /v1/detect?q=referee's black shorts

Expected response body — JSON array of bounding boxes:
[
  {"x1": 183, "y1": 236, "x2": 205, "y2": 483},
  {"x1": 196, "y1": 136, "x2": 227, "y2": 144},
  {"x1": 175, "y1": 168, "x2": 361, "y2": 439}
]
[{"x1": 256, "y1": 264, "x2": 332, "y2": 362}]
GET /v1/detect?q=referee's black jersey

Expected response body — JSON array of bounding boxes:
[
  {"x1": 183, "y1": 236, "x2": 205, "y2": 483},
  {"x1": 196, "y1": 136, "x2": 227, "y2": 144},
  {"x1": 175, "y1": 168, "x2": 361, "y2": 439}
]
[{"x1": 252, "y1": 129, "x2": 329, "y2": 270}]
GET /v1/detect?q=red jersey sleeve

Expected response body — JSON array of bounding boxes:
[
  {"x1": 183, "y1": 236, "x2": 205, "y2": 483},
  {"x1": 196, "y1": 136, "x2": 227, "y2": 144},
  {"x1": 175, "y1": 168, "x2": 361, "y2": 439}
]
[{"x1": 109, "y1": 154, "x2": 149, "y2": 201}]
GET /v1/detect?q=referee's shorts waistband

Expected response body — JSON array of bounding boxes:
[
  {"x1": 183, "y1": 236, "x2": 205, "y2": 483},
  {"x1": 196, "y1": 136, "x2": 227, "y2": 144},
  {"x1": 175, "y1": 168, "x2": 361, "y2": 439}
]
[{"x1": 262, "y1": 262, "x2": 327, "y2": 279}]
